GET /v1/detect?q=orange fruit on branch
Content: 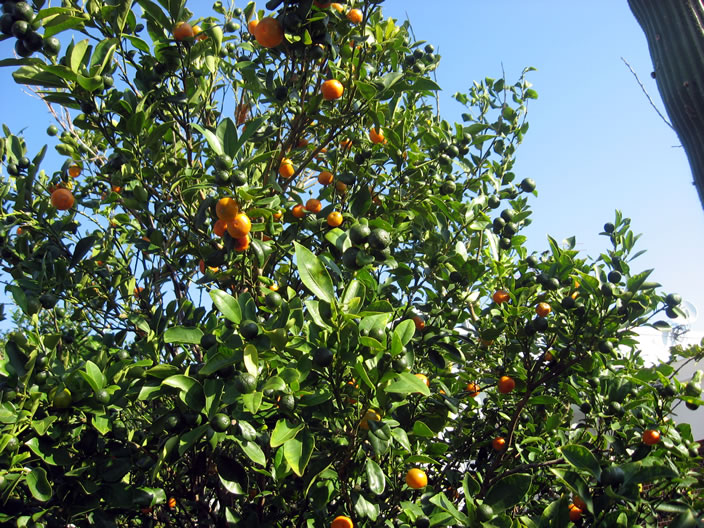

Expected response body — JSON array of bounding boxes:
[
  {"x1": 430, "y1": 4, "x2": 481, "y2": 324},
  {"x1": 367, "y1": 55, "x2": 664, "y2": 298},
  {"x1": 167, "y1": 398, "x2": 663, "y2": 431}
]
[
  {"x1": 305, "y1": 198, "x2": 322, "y2": 213},
  {"x1": 498, "y1": 375, "x2": 515, "y2": 394},
  {"x1": 321, "y1": 79, "x2": 344, "y2": 100},
  {"x1": 279, "y1": 158, "x2": 295, "y2": 178},
  {"x1": 643, "y1": 429, "x2": 661, "y2": 445},
  {"x1": 536, "y1": 302, "x2": 551, "y2": 317},
  {"x1": 213, "y1": 219, "x2": 228, "y2": 237},
  {"x1": 173, "y1": 21, "x2": 195, "y2": 41},
  {"x1": 233, "y1": 234, "x2": 250, "y2": 252},
  {"x1": 292, "y1": 204, "x2": 306, "y2": 219},
  {"x1": 254, "y1": 16, "x2": 284, "y2": 48},
  {"x1": 359, "y1": 409, "x2": 380, "y2": 430},
  {"x1": 68, "y1": 165, "x2": 81, "y2": 178},
  {"x1": 326, "y1": 211, "x2": 343, "y2": 227},
  {"x1": 412, "y1": 315, "x2": 425, "y2": 331},
  {"x1": 193, "y1": 25, "x2": 208, "y2": 41},
  {"x1": 331, "y1": 516, "x2": 353, "y2": 528},
  {"x1": 247, "y1": 18, "x2": 259, "y2": 34},
  {"x1": 568, "y1": 504, "x2": 583, "y2": 522},
  {"x1": 318, "y1": 170, "x2": 334, "y2": 185},
  {"x1": 466, "y1": 382, "x2": 480, "y2": 397},
  {"x1": 50, "y1": 188, "x2": 74, "y2": 210},
  {"x1": 414, "y1": 373, "x2": 429, "y2": 387},
  {"x1": 369, "y1": 127, "x2": 385, "y2": 144},
  {"x1": 492, "y1": 436, "x2": 506, "y2": 451},
  {"x1": 346, "y1": 8, "x2": 363, "y2": 24},
  {"x1": 405, "y1": 468, "x2": 427, "y2": 489},
  {"x1": 216, "y1": 197, "x2": 239, "y2": 221},
  {"x1": 492, "y1": 289, "x2": 510, "y2": 304},
  {"x1": 227, "y1": 212, "x2": 252, "y2": 238}
]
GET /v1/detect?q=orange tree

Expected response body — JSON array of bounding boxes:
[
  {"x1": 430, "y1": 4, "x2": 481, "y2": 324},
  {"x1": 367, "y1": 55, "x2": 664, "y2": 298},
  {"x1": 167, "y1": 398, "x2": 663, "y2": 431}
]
[{"x1": 0, "y1": 0, "x2": 702, "y2": 526}]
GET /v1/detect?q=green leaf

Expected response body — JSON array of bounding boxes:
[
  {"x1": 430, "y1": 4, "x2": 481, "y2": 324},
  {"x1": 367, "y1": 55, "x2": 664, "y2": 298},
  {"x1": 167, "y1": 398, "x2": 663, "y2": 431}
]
[
  {"x1": 243, "y1": 344, "x2": 258, "y2": 376},
  {"x1": 391, "y1": 428, "x2": 411, "y2": 451},
  {"x1": 209, "y1": 288, "x2": 242, "y2": 323},
  {"x1": 270, "y1": 419, "x2": 304, "y2": 448},
  {"x1": 385, "y1": 372, "x2": 431, "y2": 396},
  {"x1": 394, "y1": 319, "x2": 416, "y2": 346},
  {"x1": 484, "y1": 473, "x2": 532, "y2": 512},
  {"x1": 283, "y1": 430, "x2": 314, "y2": 477},
  {"x1": 164, "y1": 326, "x2": 203, "y2": 344},
  {"x1": 429, "y1": 492, "x2": 468, "y2": 524},
  {"x1": 217, "y1": 117, "x2": 238, "y2": 158},
  {"x1": 178, "y1": 425, "x2": 208, "y2": 455},
  {"x1": 70, "y1": 39, "x2": 90, "y2": 73},
  {"x1": 365, "y1": 458, "x2": 385, "y2": 495},
  {"x1": 237, "y1": 439, "x2": 266, "y2": 467},
  {"x1": 191, "y1": 123, "x2": 223, "y2": 155},
  {"x1": 560, "y1": 444, "x2": 601, "y2": 480},
  {"x1": 71, "y1": 235, "x2": 95, "y2": 265},
  {"x1": 89, "y1": 38, "x2": 117, "y2": 75},
  {"x1": 241, "y1": 391, "x2": 262, "y2": 414},
  {"x1": 26, "y1": 467, "x2": 52, "y2": 501},
  {"x1": 294, "y1": 242, "x2": 335, "y2": 303},
  {"x1": 162, "y1": 375, "x2": 205, "y2": 411},
  {"x1": 83, "y1": 360, "x2": 105, "y2": 391}
]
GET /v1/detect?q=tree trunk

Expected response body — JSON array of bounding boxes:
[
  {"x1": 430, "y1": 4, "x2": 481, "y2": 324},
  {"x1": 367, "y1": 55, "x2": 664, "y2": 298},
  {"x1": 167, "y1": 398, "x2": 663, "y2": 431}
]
[{"x1": 628, "y1": 0, "x2": 704, "y2": 208}]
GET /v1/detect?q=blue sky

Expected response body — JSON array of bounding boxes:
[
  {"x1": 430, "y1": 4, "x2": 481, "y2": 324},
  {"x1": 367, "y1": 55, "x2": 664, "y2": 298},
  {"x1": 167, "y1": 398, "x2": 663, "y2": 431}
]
[{"x1": 1, "y1": 0, "x2": 703, "y2": 334}]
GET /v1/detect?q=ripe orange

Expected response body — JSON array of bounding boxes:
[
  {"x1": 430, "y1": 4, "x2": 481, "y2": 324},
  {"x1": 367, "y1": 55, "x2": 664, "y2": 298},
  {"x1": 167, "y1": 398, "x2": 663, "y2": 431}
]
[
  {"x1": 414, "y1": 373, "x2": 429, "y2": 387},
  {"x1": 305, "y1": 198, "x2": 322, "y2": 213},
  {"x1": 492, "y1": 290, "x2": 510, "y2": 304},
  {"x1": 369, "y1": 127, "x2": 385, "y2": 144},
  {"x1": 331, "y1": 516, "x2": 353, "y2": 528},
  {"x1": 216, "y1": 197, "x2": 238, "y2": 221},
  {"x1": 492, "y1": 436, "x2": 506, "y2": 451},
  {"x1": 50, "y1": 188, "x2": 74, "y2": 210},
  {"x1": 340, "y1": 138, "x2": 353, "y2": 150},
  {"x1": 327, "y1": 211, "x2": 343, "y2": 227},
  {"x1": 346, "y1": 8, "x2": 363, "y2": 24},
  {"x1": 134, "y1": 286, "x2": 144, "y2": 297},
  {"x1": 247, "y1": 18, "x2": 259, "y2": 34},
  {"x1": 318, "y1": 170, "x2": 334, "y2": 185},
  {"x1": 279, "y1": 158, "x2": 295, "y2": 178},
  {"x1": 233, "y1": 234, "x2": 250, "y2": 252},
  {"x1": 227, "y1": 212, "x2": 252, "y2": 238},
  {"x1": 173, "y1": 22, "x2": 195, "y2": 41},
  {"x1": 273, "y1": 210, "x2": 283, "y2": 221},
  {"x1": 111, "y1": 184, "x2": 122, "y2": 193},
  {"x1": 321, "y1": 79, "x2": 344, "y2": 100},
  {"x1": 213, "y1": 219, "x2": 228, "y2": 237},
  {"x1": 68, "y1": 165, "x2": 81, "y2": 178},
  {"x1": 572, "y1": 495, "x2": 587, "y2": 511},
  {"x1": 498, "y1": 375, "x2": 515, "y2": 394},
  {"x1": 568, "y1": 504, "x2": 583, "y2": 522},
  {"x1": 167, "y1": 497, "x2": 177, "y2": 509},
  {"x1": 405, "y1": 468, "x2": 428, "y2": 489},
  {"x1": 466, "y1": 382, "x2": 480, "y2": 397},
  {"x1": 412, "y1": 315, "x2": 425, "y2": 331},
  {"x1": 254, "y1": 16, "x2": 284, "y2": 48},
  {"x1": 292, "y1": 204, "x2": 306, "y2": 219},
  {"x1": 330, "y1": 3, "x2": 344, "y2": 12},
  {"x1": 359, "y1": 409, "x2": 380, "y2": 430},
  {"x1": 536, "y1": 302, "x2": 551, "y2": 317},
  {"x1": 335, "y1": 181, "x2": 348, "y2": 194},
  {"x1": 193, "y1": 25, "x2": 207, "y2": 41},
  {"x1": 269, "y1": 283, "x2": 279, "y2": 292},
  {"x1": 643, "y1": 429, "x2": 661, "y2": 445}
]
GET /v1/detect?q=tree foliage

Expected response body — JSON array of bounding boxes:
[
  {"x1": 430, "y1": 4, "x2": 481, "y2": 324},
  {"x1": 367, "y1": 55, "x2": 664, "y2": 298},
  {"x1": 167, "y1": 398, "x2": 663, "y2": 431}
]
[{"x1": 0, "y1": 0, "x2": 702, "y2": 526}]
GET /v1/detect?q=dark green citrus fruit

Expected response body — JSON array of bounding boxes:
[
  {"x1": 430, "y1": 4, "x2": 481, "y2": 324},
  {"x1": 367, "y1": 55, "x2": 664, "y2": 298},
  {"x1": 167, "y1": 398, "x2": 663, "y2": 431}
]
[
  {"x1": 416, "y1": 515, "x2": 431, "y2": 528},
  {"x1": 665, "y1": 293, "x2": 682, "y2": 307},
  {"x1": 487, "y1": 195, "x2": 501, "y2": 209},
  {"x1": 368, "y1": 228, "x2": 391, "y2": 250},
  {"x1": 235, "y1": 373, "x2": 257, "y2": 394},
  {"x1": 53, "y1": 388, "x2": 72, "y2": 409},
  {"x1": 210, "y1": 413, "x2": 231, "y2": 432},
  {"x1": 603, "y1": 222, "x2": 615, "y2": 233},
  {"x1": 349, "y1": 223, "x2": 371, "y2": 245},
  {"x1": 368, "y1": 327, "x2": 385, "y2": 342},
  {"x1": 607, "y1": 270, "x2": 621, "y2": 284},
  {"x1": 42, "y1": 36, "x2": 60, "y2": 55},
  {"x1": 232, "y1": 170, "x2": 247, "y2": 186},
  {"x1": 240, "y1": 319, "x2": 259, "y2": 340},
  {"x1": 10, "y1": 19, "x2": 28, "y2": 38},
  {"x1": 214, "y1": 154, "x2": 233, "y2": 170},
  {"x1": 342, "y1": 247, "x2": 362, "y2": 270},
  {"x1": 13, "y1": 2, "x2": 34, "y2": 22},
  {"x1": 265, "y1": 291, "x2": 283, "y2": 309},
  {"x1": 200, "y1": 333, "x2": 217, "y2": 349},
  {"x1": 519, "y1": 178, "x2": 536, "y2": 192},
  {"x1": 5, "y1": 436, "x2": 19, "y2": 452},
  {"x1": 392, "y1": 355, "x2": 409, "y2": 373},
  {"x1": 440, "y1": 181, "x2": 456, "y2": 195},
  {"x1": 14, "y1": 39, "x2": 32, "y2": 57},
  {"x1": 95, "y1": 389, "x2": 111, "y2": 404},
  {"x1": 312, "y1": 347, "x2": 334, "y2": 368}
]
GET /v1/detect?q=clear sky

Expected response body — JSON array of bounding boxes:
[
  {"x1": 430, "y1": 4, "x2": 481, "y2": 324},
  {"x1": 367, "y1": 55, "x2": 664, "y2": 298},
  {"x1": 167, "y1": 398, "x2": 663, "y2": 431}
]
[{"x1": 1, "y1": 0, "x2": 703, "y2": 337}]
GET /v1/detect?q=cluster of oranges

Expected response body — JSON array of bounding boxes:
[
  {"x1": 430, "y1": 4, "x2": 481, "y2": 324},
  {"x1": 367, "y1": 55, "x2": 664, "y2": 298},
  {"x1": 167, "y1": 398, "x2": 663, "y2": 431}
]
[{"x1": 215, "y1": 197, "x2": 251, "y2": 251}]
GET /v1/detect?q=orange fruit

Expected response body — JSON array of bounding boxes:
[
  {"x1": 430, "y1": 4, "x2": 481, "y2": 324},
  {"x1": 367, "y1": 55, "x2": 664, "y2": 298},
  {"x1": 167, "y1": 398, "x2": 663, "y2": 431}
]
[
  {"x1": 173, "y1": 21, "x2": 195, "y2": 41},
  {"x1": 216, "y1": 197, "x2": 239, "y2": 221},
  {"x1": 412, "y1": 315, "x2": 425, "y2": 331},
  {"x1": 16, "y1": 226, "x2": 24, "y2": 235},
  {"x1": 340, "y1": 138, "x2": 353, "y2": 150},
  {"x1": 269, "y1": 283, "x2": 279, "y2": 292},
  {"x1": 331, "y1": 516, "x2": 353, "y2": 528},
  {"x1": 498, "y1": 375, "x2": 515, "y2": 394},
  {"x1": 414, "y1": 373, "x2": 429, "y2": 387},
  {"x1": 335, "y1": 181, "x2": 348, "y2": 194},
  {"x1": 346, "y1": 8, "x2": 363, "y2": 24},
  {"x1": 359, "y1": 409, "x2": 380, "y2": 430},
  {"x1": 568, "y1": 505, "x2": 583, "y2": 522},
  {"x1": 492, "y1": 436, "x2": 506, "y2": 451},
  {"x1": 193, "y1": 25, "x2": 208, "y2": 41},
  {"x1": 134, "y1": 286, "x2": 144, "y2": 297},
  {"x1": 254, "y1": 16, "x2": 284, "y2": 48},
  {"x1": 305, "y1": 198, "x2": 322, "y2": 213},
  {"x1": 572, "y1": 495, "x2": 587, "y2": 511},
  {"x1": 466, "y1": 382, "x2": 480, "y2": 397},
  {"x1": 543, "y1": 351, "x2": 554, "y2": 361},
  {"x1": 321, "y1": 79, "x2": 344, "y2": 100},
  {"x1": 273, "y1": 210, "x2": 283, "y2": 221},
  {"x1": 326, "y1": 211, "x2": 343, "y2": 227},
  {"x1": 213, "y1": 219, "x2": 228, "y2": 237},
  {"x1": 536, "y1": 302, "x2": 551, "y2": 317},
  {"x1": 369, "y1": 127, "x2": 385, "y2": 144},
  {"x1": 227, "y1": 212, "x2": 252, "y2": 238},
  {"x1": 50, "y1": 188, "x2": 74, "y2": 210},
  {"x1": 233, "y1": 235, "x2": 250, "y2": 252},
  {"x1": 279, "y1": 158, "x2": 295, "y2": 178},
  {"x1": 330, "y1": 3, "x2": 344, "y2": 12},
  {"x1": 111, "y1": 184, "x2": 122, "y2": 193},
  {"x1": 167, "y1": 497, "x2": 177, "y2": 509},
  {"x1": 247, "y1": 18, "x2": 259, "y2": 34},
  {"x1": 492, "y1": 290, "x2": 510, "y2": 304},
  {"x1": 68, "y1": 165, "x2": 81, "y2": 178},
  {"x1": 643, "y1": 429, "x2": 661, "y2": 445},
  {"x1": 318, "y1": 170, "x2": 334, "y2": 185},
  {"x1": 292, "y1": 204, "x2": 306, "y2": 219},
  {"x1": 405, "y1": 468, "x2": 427, "y2": 489}
]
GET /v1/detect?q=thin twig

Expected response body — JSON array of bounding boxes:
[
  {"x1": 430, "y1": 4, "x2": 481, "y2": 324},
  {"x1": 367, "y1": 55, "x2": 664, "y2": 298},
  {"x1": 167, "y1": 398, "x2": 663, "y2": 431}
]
[{"x1": 621, "y1": 56, "x2": 674, "y2": 131}]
